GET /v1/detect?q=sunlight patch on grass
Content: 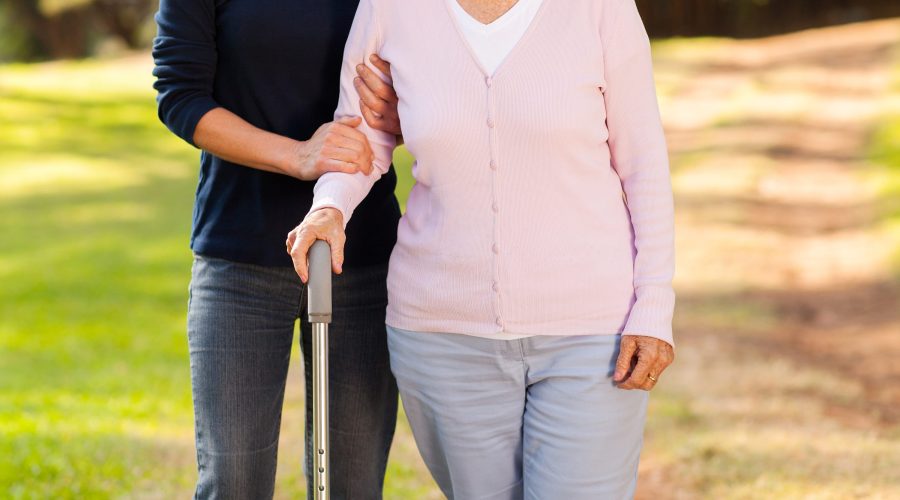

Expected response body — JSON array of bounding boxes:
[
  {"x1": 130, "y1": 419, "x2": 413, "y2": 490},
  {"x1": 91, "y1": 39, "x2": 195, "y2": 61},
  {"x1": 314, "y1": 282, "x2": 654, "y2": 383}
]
[{"x1": 0, "y1": 155, "x2": 148, "y2": 197}]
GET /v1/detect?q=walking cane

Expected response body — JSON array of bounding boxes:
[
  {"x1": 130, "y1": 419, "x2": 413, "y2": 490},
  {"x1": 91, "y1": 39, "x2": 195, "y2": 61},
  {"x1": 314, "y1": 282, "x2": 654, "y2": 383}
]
[{"x1": 307, "y1": 240, "x2": 332, "y2": 499}]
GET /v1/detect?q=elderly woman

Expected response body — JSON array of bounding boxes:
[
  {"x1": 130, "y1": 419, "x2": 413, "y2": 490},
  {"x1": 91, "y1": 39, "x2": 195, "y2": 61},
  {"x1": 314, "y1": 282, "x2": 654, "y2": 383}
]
[{"x1": 288, "y1": 0, "x2": 676, "y2": 497}]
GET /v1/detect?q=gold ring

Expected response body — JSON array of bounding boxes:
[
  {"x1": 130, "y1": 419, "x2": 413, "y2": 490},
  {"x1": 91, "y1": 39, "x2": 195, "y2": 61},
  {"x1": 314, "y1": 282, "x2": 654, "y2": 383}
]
[{"x1": 648, "y1": 374, "x2": 658, "y2": 382}]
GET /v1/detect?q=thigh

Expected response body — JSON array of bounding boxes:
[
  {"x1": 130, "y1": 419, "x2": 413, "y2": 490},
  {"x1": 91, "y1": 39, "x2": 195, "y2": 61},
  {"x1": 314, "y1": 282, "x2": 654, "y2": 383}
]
[
  {"x1": 187, "y1": 255, "x2": 300, "y2": 499},
  {"x1": 388, "y1": 326, "x2": 526, "y2": 500},
  {"x1": 522, "y1": 335, "x2": 650, "y2": 500},
  {"x1": 300, "y1": 263, "x2": 398, "y2": 499}
]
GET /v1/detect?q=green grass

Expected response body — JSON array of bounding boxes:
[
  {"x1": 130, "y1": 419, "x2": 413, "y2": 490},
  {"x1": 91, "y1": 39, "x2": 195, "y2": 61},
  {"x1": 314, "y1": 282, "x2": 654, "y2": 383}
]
[
  {"x1": 0, "y1": 56, "x2": 430, "y2": 499},
  {"x1": 5, "y1": 39, "x2": 900, "y2": 499}
]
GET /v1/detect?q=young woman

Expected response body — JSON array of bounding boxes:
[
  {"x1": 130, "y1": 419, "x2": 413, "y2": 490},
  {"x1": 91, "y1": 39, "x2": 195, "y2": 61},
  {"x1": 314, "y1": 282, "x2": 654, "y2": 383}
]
[
  {"x1": 152, "y1": 1, "x2": 405, "y2": 497},
  {"x1": 288, "y1": 0, "x2": 676, "y2": 497}
]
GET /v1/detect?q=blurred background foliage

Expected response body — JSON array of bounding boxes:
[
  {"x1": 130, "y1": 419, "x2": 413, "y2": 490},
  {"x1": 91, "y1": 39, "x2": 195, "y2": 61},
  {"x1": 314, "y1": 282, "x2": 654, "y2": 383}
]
[
  {"x1": 2, "y1": 0, "x2": 900, "y2": 61},
  {"x1": 0, "y1": 0, "x2": 156, "y2": 61}
]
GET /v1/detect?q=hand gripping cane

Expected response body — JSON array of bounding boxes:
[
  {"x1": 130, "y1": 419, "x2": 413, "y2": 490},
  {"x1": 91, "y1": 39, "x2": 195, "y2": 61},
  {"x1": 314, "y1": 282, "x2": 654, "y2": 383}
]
[{"x1": 307, "y1": 240, "x2": 332, "y2": 499}]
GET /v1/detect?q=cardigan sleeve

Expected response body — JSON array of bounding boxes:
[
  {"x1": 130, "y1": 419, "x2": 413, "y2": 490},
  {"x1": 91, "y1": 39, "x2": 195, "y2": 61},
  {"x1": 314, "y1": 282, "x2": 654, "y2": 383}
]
[
  {"x1": 601, "y1": 0, "x2": 676, "y2": 348},
  {"x1": 151, "y1": 0, "x2": 222, "y2": 147},
  {"x1": 308, "y1": 0, "x2": 397, "y2": 226}
]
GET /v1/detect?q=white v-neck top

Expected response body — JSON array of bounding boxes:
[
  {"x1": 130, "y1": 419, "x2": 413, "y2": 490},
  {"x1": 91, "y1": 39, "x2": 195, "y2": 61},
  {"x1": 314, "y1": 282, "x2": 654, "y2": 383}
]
[
  {"x1": 447, "y1": 0, "x2": 545, "y2": 76},
  {"x1": 311, "y1": 0, "x2": 676, "y2": 347}
]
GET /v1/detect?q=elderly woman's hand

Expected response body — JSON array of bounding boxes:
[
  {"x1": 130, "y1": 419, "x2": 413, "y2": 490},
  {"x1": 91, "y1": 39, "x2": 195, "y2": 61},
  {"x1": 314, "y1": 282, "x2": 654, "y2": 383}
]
[
  {"x1": 286, "y1": 208, "x2": 346, "y2": 283},
  {"x1": 613, "y1": 335, "x2": 675, "y2": 391}
]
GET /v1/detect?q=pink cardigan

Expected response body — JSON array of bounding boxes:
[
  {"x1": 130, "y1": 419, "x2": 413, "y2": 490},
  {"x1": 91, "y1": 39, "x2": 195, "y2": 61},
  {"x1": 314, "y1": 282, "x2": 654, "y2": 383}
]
[{"x1": 310, "y1": 0, "x2": 676, "y2": 347}]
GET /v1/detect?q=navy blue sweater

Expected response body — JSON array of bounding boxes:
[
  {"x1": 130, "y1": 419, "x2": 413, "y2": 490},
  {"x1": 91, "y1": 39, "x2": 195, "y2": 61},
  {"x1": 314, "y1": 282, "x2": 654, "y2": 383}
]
[{"x1": 152, "y1": 0, "x2": 400, "y2": 267}]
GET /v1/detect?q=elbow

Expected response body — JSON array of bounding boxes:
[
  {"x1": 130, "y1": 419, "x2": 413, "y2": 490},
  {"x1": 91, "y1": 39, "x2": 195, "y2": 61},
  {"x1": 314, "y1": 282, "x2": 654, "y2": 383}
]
[{"x1": 153, "y1": 86, "x2": 218, "y2": 147}]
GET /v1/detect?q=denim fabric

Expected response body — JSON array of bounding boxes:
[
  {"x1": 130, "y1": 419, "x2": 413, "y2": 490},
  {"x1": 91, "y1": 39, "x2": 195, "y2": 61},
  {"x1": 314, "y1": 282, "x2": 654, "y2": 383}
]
[
  {"x1": 187, "y1": 254, "x2": 397, "y2": 499},
  {"x1": 387, "y1": 327, "x2": 649, "y2": 500}
]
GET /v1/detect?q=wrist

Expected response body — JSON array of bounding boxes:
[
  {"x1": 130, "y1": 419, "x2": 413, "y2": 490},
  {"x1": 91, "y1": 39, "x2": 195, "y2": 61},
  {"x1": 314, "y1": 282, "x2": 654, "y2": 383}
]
[
  {"x1": 277, "y1": 138, "x2": 308, "y2": 179},
  {"x1": 311, "y1": 206, "x2": 345, "y2": 225}
]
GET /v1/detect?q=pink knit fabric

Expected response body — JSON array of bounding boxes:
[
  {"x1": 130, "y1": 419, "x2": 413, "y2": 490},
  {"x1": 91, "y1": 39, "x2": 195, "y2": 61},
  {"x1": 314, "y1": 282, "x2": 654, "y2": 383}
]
[{"x1": 309, "y1": 0, "x2": 676, "y2": 347}]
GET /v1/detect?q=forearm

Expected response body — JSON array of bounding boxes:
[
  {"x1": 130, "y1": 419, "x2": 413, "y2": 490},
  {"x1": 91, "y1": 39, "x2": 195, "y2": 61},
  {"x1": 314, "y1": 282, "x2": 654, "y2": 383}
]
[
  {"x1": 193, "y1": 107, "x2": 303, "y2": 177},
  {"x1": 309, "y1": 0, "x2": 394, "y2": 225},
  {"x1": 309, "y1": 169, "x2": 381, "y2": 226}
]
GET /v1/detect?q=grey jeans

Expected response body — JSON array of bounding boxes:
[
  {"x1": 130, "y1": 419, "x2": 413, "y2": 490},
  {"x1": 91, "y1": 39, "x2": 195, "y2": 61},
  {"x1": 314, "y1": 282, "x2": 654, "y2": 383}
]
[
  {"x1": 387, "y1": 326, "x2": 649, "y2": 500},
  {"x1": 187, "y1": 254, "x2": 397, "y2": 499}
]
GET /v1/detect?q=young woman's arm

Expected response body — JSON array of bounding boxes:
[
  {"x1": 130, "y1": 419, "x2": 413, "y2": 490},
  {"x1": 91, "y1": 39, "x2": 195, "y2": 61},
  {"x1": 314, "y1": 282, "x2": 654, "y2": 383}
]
[
  {"x1": 287, "y1": 0, "x2": 397, "y2": 280},
  {"x1": 308, "y1": 0, "x2": 396, "y2": 221},
  {"x1": 152, "y1": 0, "x2": 378, "y2": 180}
]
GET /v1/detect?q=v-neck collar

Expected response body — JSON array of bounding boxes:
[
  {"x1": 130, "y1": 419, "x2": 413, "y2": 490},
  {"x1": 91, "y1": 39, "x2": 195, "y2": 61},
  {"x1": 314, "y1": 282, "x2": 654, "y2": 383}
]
[
  {"x1": 449, "y1": 0, "x2": 528, "y2": 33},
  {"x1": 443, "y1": 0, "x2": 551, "y2": 78}
]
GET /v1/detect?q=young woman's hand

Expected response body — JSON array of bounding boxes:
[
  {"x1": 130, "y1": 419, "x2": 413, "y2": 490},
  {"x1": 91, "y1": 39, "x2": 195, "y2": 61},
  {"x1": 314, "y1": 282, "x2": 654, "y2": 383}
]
[
  {"x1": 355, "y1": 54, "x2": 402, "y2": 137},
  {"x1": 286, "y1": 208, "x2": 346, "y2": 283},
  {"x1": 291, "y1": 117, "x2": 375, "y2": 180},
  {"x1": 613, "y1": 335, "x2": 675, "y2": 391}
]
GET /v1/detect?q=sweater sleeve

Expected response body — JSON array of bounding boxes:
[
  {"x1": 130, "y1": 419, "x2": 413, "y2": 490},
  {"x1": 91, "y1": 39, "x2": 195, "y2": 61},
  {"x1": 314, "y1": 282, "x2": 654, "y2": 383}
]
[
  {"x1": 601, "y1": 0, "x2": 676, "y2": 348},
  {"x1": 151, "y1": 0, "x2": 221, "y2": 147},
  {"x1": 308, "y1": 0, "x2": 397, "y2": 226}
]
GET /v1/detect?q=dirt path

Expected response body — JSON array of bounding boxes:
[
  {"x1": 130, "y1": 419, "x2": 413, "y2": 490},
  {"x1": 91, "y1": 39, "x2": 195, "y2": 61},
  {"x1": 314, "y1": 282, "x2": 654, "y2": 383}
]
[{"x1": 636, "y1": 19, "x2": 900, "y2": 499}]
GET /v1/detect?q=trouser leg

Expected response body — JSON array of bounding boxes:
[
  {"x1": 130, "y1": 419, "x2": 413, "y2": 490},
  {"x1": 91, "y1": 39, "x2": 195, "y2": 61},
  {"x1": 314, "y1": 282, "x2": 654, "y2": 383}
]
[
  {"x1": 522, "y1": 334, "x2": 650, "y2": 500},
  {"x1": 387, "y1": 326, "x2": 526, "y2": 500},
  {"x1": 188, "y1": 255, "x2": 301, "y2": 500}
]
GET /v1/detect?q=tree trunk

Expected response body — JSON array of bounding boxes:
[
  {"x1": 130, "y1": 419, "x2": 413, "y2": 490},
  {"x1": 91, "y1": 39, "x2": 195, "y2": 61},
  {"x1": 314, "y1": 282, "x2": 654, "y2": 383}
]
[
  {"x1": 93, "y1": 0, "x2": 156, "y2": 49},
  {"x1": 5, "y1": 0, "x2": 94, "y2": 59}
]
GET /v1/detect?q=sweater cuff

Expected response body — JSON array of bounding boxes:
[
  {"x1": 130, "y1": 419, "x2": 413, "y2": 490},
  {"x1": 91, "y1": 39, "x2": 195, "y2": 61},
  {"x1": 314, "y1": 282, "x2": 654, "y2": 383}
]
[
  {"x1": 308, "y1": 177, "x2": 358, "y2": 229},
  {"x1": 622, "y1": 285, "x2": 675, "y2": 348},
  {"x1": 171, "y1": 95, "x2": 220, "y2": 147}
]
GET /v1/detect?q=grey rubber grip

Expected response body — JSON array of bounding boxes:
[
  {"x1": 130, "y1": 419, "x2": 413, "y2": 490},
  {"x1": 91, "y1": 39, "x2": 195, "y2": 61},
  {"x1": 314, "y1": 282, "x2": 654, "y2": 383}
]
[{"x1": 307, "y1": 240, "x2": 333, "y2": 324}]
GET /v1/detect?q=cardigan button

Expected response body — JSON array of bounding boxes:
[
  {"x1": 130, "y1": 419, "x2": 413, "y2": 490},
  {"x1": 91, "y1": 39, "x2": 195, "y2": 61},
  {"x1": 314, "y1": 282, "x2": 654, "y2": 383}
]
[
  {"x1": 492, "y1": 244, "x2": 499, "y2": 255},
  {"x1": 495, "y1": 318, "x2": 503, "y2": 327},
  {"x1": 485, "y1": 76, "x2": 492, "y2": 87},
  {"x1": 492, "y1": 202, "x2": 499, "y2": 213},
  {"x1": 489, "y1": 160, "x2": 497, "y2": 170},
  {"x1": 487, "y1": 118, "x2": 495, "y2": 128},
  {"x1": 492, "y1": 282, "x2": 500, "y2": 292}
]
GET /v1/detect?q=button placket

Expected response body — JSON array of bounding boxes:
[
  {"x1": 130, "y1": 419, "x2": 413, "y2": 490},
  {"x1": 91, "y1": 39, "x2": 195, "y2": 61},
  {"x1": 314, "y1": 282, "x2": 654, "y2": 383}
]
[{"x1": 486, "y1": 74, "x2": 503, "y2": 331}]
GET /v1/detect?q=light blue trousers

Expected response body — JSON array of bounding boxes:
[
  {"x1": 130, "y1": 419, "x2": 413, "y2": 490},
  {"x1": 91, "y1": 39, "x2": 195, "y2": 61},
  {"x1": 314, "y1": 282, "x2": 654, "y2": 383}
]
[{"x1": 387, "y1": 326, "x2": 650, "y2": 500}]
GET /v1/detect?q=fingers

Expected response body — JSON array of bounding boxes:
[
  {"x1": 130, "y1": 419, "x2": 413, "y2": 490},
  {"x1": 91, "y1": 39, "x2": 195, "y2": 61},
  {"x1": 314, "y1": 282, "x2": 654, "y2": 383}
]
[
  {"x1": 322, "y1": 135, "x2": 373, "y2": 170},
  {"x1": 354, "y1": 60, "x2": 402, "y2": 135},
  {"x1": 359, "y1": 101, "x2": 382, "y2": 129},
  {"x1": 287, "y1": 209, "x2": 346, "y2": 283},
  {"x1": 319, "y1": 158, "x2": 363, "y2": 174},
  {"x1": 354, "y1": 76, "x2": 389, "y2": 116},
  {"x1": 619, "y1": 347, "x2": 656, "y2": 390},
  {"x1": 615, "y1": 335, "x2": 675, "y2": 391},
  {"x1": 368, "y1": 54, "x2": 392, "y2": 78},
  {"x1": 288, "y1": 229, "x2": 317, "y2": 283},
  {"x1": 356, "y1": 62, "x2": 397, "y2": 103},
  {"x1": 330, "y1": 122, "x2": 373, "y2": 155},
  {"x1": 613, "y1": 336, "x2": 637, "y2": 383},
  {"x1": 329, "y1": 233, "x2": 346, "y2": 275},
  {"x1": 320, "y1": 124, "x2": 374, "y2": 175}
]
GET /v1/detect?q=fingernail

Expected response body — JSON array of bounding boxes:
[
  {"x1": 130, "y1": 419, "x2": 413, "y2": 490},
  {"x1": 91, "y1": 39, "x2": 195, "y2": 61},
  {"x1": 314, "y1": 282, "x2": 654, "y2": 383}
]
[
  {"x1": 353, "y1": 77, "x2": 361, "y2": 85},
  {"x1": 356, "y1": 64, "x2": 365, "y2": 72},
  {"x1": 370, "y1": 54, "x2": 378, "y2": 62}
]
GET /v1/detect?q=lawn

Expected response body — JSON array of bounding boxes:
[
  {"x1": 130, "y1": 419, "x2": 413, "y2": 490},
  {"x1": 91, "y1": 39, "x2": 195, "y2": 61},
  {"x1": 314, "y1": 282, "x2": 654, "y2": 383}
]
[
  {"x1": 3, "y1": 21, "x2": 900, "y2": 499},
  {"x1": 0, "y1": 55, "x2": 431, "y2": 499}
]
